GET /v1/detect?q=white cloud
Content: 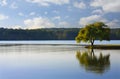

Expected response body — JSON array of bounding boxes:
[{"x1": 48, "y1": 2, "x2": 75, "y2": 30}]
[
  {"x1": 0, "y1": 13, "x2": 8, "y2": 20},
  {"x1": 44, "y1": 11, "x2": 48, "y2": 15},
  {"x1": 65, "y1": 16, "x2": 69, "y2": 19},
  {"x1": 18, "y1": 12, "x2": 35, "y2": 17},
  {"x1": 29, "y1": 12, "x2": 35, "y2": 16},
  {"x1": 92, "y1": 9, "x2": 103, "y2": 14},
  {"x1": 68, "y1": 6, "x2": 72, "y2": 11},
  {"x1": 79, "y1": 15, "x2": 107, "y2": 26},
  {"x1": 58, "y1": 21, "x2": 70, "y2": 28},
  {"x1": 0, "y1": 0, "x2": 7, "y2": 6},
  {"x1": 90, "y1": 0, "x2": 120, "y2": 13},
  {"x1": 13, "y1": 25, "x2": 22, "y2": 29},
  {"x1": 26, "y1": 0, "x2": 69, "y2": 6},
  {"x1": 73, "y1": 2, "x2": 86, "y2": 9},
  {"x1": 10, "y1": 2, "x2": 18, "y2": 9},
  {"x1": 107, "y1": 19, "x2": 120, "y2": 28},
  {"x1": 7, "y1": 25, "x2": 23, "y2": 29},
  {"x1": 53, "y1": 16, "x2": 61, "y2": 20},
  {"x1": 24, "y1": 17, "x2": 55, "y2": 29},
  {"x1": 79, "y1": 14, "x2": 120, "y2": 28},
  {"x1": 18, "y1": 12, "x2": 24, "y2": 16},
  {"x1": 53, "y1": 10, "x2": 59, "y2": 14}
]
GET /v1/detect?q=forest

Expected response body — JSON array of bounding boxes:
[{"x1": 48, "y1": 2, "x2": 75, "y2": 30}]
[{"x1": 0, "y1": 28, "x2": 120, "y2": 40}]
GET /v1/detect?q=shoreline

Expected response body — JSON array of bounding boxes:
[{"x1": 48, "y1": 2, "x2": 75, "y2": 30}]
[
  {"x1": 0, "y1": 43, "x2": 86, "y2": 46},
  {"x1": 85, "y1": 45, "x2": 120, "y2": 49},
  {"x1": 0, "y1": 44, "x2": 120, "y2": 49}
]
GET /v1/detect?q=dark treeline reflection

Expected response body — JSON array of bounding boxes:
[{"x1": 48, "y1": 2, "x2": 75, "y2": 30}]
[{"x1": 76, "y1": 49, "x2": 110, "y2": 74}]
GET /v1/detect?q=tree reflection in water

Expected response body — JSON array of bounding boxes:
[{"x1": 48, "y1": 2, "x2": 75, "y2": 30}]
[{"x1": 76, "y1": 49, "x2": 110, "y2": 74}]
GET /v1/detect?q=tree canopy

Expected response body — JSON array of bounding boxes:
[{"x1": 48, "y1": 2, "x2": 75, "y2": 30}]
[{"x1": 75, "y1": 22, "x2": 110, "y2": 47}]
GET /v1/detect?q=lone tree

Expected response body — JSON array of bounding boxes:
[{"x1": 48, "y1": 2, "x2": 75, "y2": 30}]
[{"x1": 75, "y1": 22, "x2": 110, "y2": 48}]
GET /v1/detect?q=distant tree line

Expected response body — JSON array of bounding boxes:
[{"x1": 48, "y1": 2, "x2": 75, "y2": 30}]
[
  {"x1": 0, "y1": 28, "x2": 120, "y2": 40},
  {"x1": 110, "y1": 29, "x2": 120, "y2": 40}
]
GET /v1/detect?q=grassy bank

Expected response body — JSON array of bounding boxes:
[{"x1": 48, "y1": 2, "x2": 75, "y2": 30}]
[{"x1": 85, "y1": 45, "x2": 120, "y2": 49}]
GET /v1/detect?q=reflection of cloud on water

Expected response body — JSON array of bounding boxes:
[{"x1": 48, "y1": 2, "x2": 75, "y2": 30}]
[{"x1": 76, "y1": 50, "x2": 110, "y2": 74}]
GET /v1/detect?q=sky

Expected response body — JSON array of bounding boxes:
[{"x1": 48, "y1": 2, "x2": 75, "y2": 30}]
[{"x1": 0, "y1": 0, "x2": 120, "y2": 29}]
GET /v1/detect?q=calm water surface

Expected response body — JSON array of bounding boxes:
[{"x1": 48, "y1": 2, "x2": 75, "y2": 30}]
[
  {"x1": 0, "y1": 40, "x2": 120, "y2": 45},
  {"x1": 0, "y1": 41, "x2": 120, "y2": 79}
]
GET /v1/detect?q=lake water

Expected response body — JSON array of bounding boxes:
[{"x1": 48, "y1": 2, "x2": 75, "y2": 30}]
[
  {"x1": 0, "y1": 40, "x2": 120, "y2": 79},
  {"x1": 0, "y1": 40, "x2": 120, "y2": 45}
]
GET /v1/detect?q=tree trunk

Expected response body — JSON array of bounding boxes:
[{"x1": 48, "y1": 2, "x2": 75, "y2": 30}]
[{"x1": 91, "y1": 39, "x2": 94, "y2": 49}]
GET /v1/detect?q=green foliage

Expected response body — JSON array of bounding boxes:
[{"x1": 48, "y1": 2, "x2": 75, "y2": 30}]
[{"x1": 75, "y1": 22, "x2": 110, "y2": 46}]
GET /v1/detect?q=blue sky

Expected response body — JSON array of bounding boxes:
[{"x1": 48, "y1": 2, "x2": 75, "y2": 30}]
[{"x1": 0, "y1": 0, "x2": 120, "y2": 29}]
